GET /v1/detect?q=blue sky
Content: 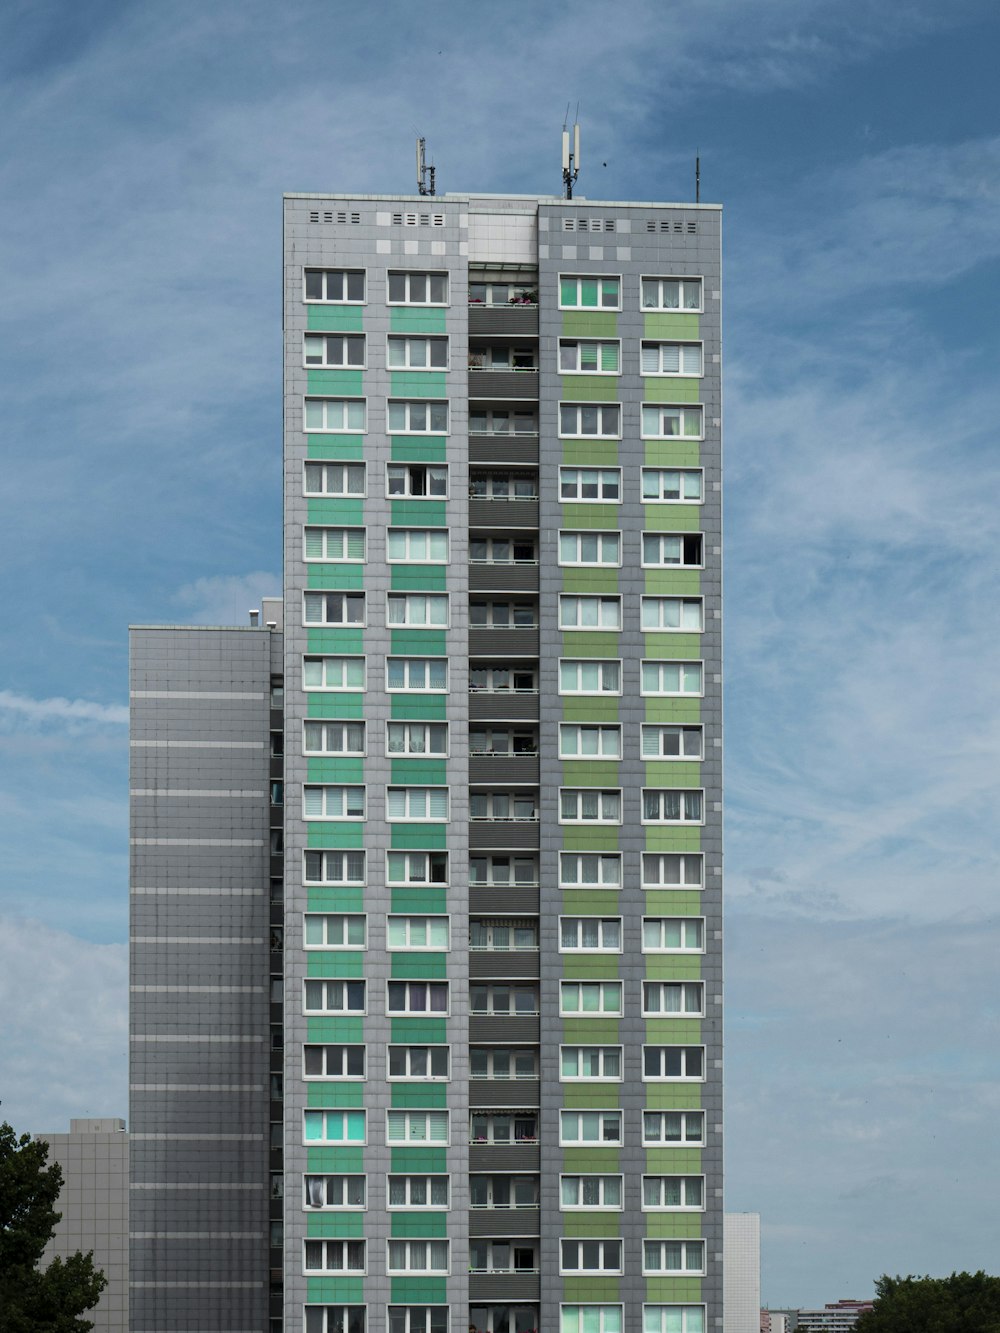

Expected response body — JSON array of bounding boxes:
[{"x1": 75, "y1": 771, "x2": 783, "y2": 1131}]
[{"x1": 1, "y1": 0, "x2": 999, "y2": 1306}]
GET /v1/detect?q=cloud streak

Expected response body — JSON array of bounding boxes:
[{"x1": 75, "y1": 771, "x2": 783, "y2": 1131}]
[{"x1": 0, "y1": 689, "x2": 128, "y2": 726}]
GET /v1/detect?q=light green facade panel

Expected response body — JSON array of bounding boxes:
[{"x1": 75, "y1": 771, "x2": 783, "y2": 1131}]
[
  {"x1": 389, "y1": 307, "x2": 447, "y2": 334},
  {"x1": 560, "y1": 375, "x2": 621, "y2": 401},
  {"x1": 306, "y1": 305, "x2": 364, "y2": 332},
  {"x1": 390, "y1": 436, "x2": 448, "y2": 461},
  {"x1": 306, "y1": 823, "x2": 364, "y2": 850},
  {"x1": 307, "y1": 435, "x2": 365, "y2": 460},
  {"x1": 307, "y1": 369, "x2": 364, "y2": 396},
  {"x1": 643, "y1": 313, "x2": 700, "y2": 339},
  {"x1": 306, "y1": 566, "x2": 364, "y2": 592},
  {"x1": 306, "y1": 498, "x2": 365, "y2": 525},
  {"x1": 305, "y1": 1084, "x2": 365, "y2": 1109},
  {"x1": 642, "y1": 377, "x2": 701, "y2": 403},
  {"x1": 306, "y1": 954, "x2": 365, "y2": 980},
  {"x1": 562, "y1": 312, "x2": 618, "y2": 337},
  {"x1": 390, "y1": 371, "x2": 447, "y2": 397}
]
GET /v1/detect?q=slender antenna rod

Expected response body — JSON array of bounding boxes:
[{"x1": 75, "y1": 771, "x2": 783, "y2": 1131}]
[
  {"x1": 562, "y1": 117, "x2": 581, "y2": 199},
  {"x1": 416, "y1": 137, "x2": 436, "y2": 196},
  {"x1": 695, "y1": 153, "x2": 700, "y2": 204}
]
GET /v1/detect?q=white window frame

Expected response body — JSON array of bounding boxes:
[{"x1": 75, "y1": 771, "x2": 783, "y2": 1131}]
[
  {"x1": 560, "y1": 1046, "x2": 623, "y2": 1082},
  {"x1": 303, "y1": 913, "x2": 367, "y2": 951},
  {"x1": 558, "y1": 724, "x2": 622, "y2": 760},
  {"x1": 642, "y1": 982, "x2": 705, "y2": 1017},
  {"x1": 559, "y1": 1175, "x2": 624, "y2": 1211},
  {"x1": 386, "y1": 1109, "x2": 450, "y2": 1145},
  {"x1": 302, "y1": 1173, "x2": 367, "y2": 1210},
  {"x1": 303, "y1": 268, "x2": 366, "y2": 303},
  {"x1": 641, "y1": 403, "x2": 704, "y2": 441},
  {"x1": 641, "y1": 1176, "x2": 706, "y2": 1212},
  {"x1": 303, "y1": 591, "x2": 366, "y2": 628},
  {"x1": 303, "y1": 1108, "x2": 367, "y2": 1145},
  {"x1": 470, "y1": 984, "x2": 539, "y2": 1017},
  {"x1": 386, "y1": 788, "x2": 450, "y2": 823},
  {"x1": 304, "y1": 1308, "x2": 367, "y2": 1333},
  {"x1": 303, "y1": 1238, "x2": 367, "y2": 1275},
  {"x1": 387, "y1": 400, "x2": 450, "y2": 435},
  {"x1": 559, "y1": 402, "x2": 622, "y2": 439},
  {"x1": 302, "y1": 785, "x2": 366, "y2": 821},
  {"x1": 387, "y1": 592, "x2": 450, "y2": 628},
  {"x1": 642, "y1": 918, "x2": 706, "y2": 953},
  {"x1": 641, "y1": 1110, "x2": 706, "y2": 1147},
  {"x1": 642, "y1": 853, "x2": 705, "y2": 889},
  {"x1": 641, "y1": 532, "x2": 704, "y2": 570},
  {"x1": 559, "y1": 981, "x2": 623, "y2": 1017},
  {"x1": 386, "y1": 270, "x2": 449, "y2": 306},
  {"x1": 640, "y1": 724, "x2": 704, "y2": 759},
  {"x1": 642, "y1": 1045, "x2": 706, "y2": 1082},
  {"x1": 302, "y1": 1043, "x2": 367, "y2": 1080},
  {"x1": 386, "y1": 1239, "x2": 450, "y2": 1276},
  {"x1": 558, "y1": 531, "x2": 622, "y2": 568},
  {"x1": 558, "y1": 338, "x2": 621, "y2": 374},
  {"x1": 642, "y1": 1307, "x2": 707, "y2": 1333},
  {"x1": 387, "y1": 980, "x2": 450, "y2": 1017},
  {"x1": 386, "y1": 657, "x2": 449, "y2": 693},
  {"x1": 303, "y1": 397, "x2": 367, "y2": 433},
  {"x1": 641, "y1": 341, "x2": 704, "y2": 376},
  {"x1": 302, "y1": 655, "x2": 367, "y2": 692},
  {"x1": 559, "y1": 917, "x2": 623, "y2": 953},
  {"x1": 640, "y1": 789, "x2": 705, "y2": 825},
  {"x1": 386, "y1": 529, "x2": 450, "y2": 564},
  {"x1": 642, "y1": 1239, "x2": 706, "y2": 1276},
  {"x1": 558, "y1": 274, "x2": 622, "y2": 310},
  {"x1": 386, "y1": 722, "x2": 449, "y2": 757},
  {"x1": 640, "y1": 662, "x2": 704, "y2": 697},
  {"x1": 386, "y1": 462, "x2": 449, "y2": 498},
  {"x1": 386, "y1": 915, "x2": 451, "y2": 951},
  {"x1": 641, "y1": 596, "x2": 704, "y2": 633},
  {"x1": 303, "y1": 461, "x2": 367, "y2": 497},
  {"x1": 559, "y1": 1110, "x2": 623, "y2": 1147},
  {"x1": 389, "y1": 1313, "x2": 448, "y2": 1333},
  {"x1": 387, "y1": 1044, "x2": 451, "y2": 1081},
  {"x1": 302, "y1": 720, "x2": 367, "y2": 757},
  {"x1": 559, "y1": 596, "x2": 622, "y2": 631},
  {"x1": 469, "y1": 1047, "x2": 539, "y2": 1082},
  {"x1": 303, "y1": 332, "x2": 367, "y2": 370},
  {"x1": 559, "y1": 466, "x2": 622, "y2": 503},
  {"x1": 386, "y1": 334, "x2": 450, "y2": 370},
  {"x1": 559, "y1": 853, "x2": 622, "y2": 889},
  {"x1": 385, "y1": 851, "x2": 449, "y2": 888},
  {"x1": 640, "y1": 275, "x2": 704, "y2": 312},
  {"x1": 560, "y1": 1238, "x2": 623, "y2": 1276},
  {"x1": 558, "y1": 790, "x2": 622, "y2": 825},
  {"x1": 640, "y1": 467, "x2": 704, "y2": 504},
  {"x1": 558, "y1": 659, "x2": 622, "y2": 696},
  {"x1": 386, "y1": 1176, "x2": 450, "y2": 1210},
  {"x1": 302, "y1": 979, "x2": 367, "y2": 1017},
  {"x1": 303, "y1": 850, "x2": 367, "y2": 886}
]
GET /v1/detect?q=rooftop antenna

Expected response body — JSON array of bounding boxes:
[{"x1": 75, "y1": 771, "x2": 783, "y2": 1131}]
[
  {"x1": 416, "y1": 137, "x2": 436, "y2": 196},
  {"x1": 695, "y1": 151, "x2": 700, "y2": 204},
  {"x1": 561, "y1": 106, "x2": 580, "y2": 199}
]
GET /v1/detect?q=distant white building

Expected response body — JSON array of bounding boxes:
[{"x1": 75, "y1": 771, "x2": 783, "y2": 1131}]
[
  {"x1": 725, "y1": 1213, "x2": 761, "y2": 1333},
  {"x1": 796, "y1": 1302, "x2": 873, "y2": 1332}
]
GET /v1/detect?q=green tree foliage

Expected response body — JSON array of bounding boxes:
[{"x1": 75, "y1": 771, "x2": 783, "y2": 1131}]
[
  {"x1": 856, "y1": 1272, "x2": 1000, "y2": 1333},
  {"x1": 0, "y1": 1122, "x2": 107, "y2": 1333}
]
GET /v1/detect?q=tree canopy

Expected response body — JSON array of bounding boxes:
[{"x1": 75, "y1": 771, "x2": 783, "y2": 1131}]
[
  {"x1": 0, "y1": 1122, "x2": 107, "y2": 1333},
  {"x1": 855, "y1": 1272, "x2": 1000, "y2": 1333}
]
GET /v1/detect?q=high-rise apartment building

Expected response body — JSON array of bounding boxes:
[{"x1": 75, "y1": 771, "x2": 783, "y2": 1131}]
[{"x1": 130, "y1": 186, "x2": 722, "y2": 1333}]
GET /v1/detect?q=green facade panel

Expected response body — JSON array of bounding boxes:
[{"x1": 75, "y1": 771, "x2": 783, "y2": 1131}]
[
  {"x1": 561, "y1": 569, "x2": 620, "y2": 595},
  {"x1": 307, "y1": 1213, "x2": 366, "y2": 1239},
  {"x1": 644, "y1": 890, "x2": 704, "y2": 916},
  {"x1": 390, "y1": 436, "x2": 448, "y2": 461},
  {"x1": 560, "y1": 890, "x2": 622, "y2": 915},
  {"x1": 390, "y1": 1147, "x2": 447, "y2": 1173},
  {"x1": 389, "y1": 952, "x2": 448, "y2": 979},
  {"x1": 307, "y1": 628, "x2": 364, "y2": 654},
  {"x1": 390, "y1": 695, "x2": 448, "y2": 721},
  {"x1": 562, "y1": 1084, "x2": 620, "y2": 1109},
  {"x1": 560, "y1": 697, "x2": 620, "y2": 724},
  {"x1": 390, "y1": 759, "x2": 448, "y2": 784},
  {"x1": 389, "y1": 307, "x2": 447, "y2": 334},
  {"x1": 560, "y1": 826, "x2": 621, "y2": 852},
  {"x1": 306, "y1": 566, "x2": 364, "y2": 592},
  {"x1": 390, "y1": 1212, "x2": 448, "y2": 1237},
  {"x1": 643, "y1": 442, "x2": 702, "y2": 469},
  {"x1": 306, "y1": 823, "x2": 365, "y2": 850},
  {"x1": 559, "y1": 632, "x2": 621, "y2": 658},
  {"x1": 389, "y1": 823, "x2": 447, "y2": 850},
  {"x1": 306, "y1": 1016, "x2": 364, "y2": 1042},
  {"x1": 307, "y1": 436, "x2": 365, "y2": 460},
  {"x1": 390, "y1": 887, "x2": 448, "y2": 914},
  {"x1": 561, "y1": 761, "x2": 621, "y2": 788},
  {"x1": 560, "y1": 375, "x2": 621, "y2": 401},
  {"x1": 643, "y1": 956, "x2": 703, "y2": 982},
  {"x1": 307, "y1": 886, "x2": 365, "y2": 912},
  {"x1": 642, "y1": 634, "x2": 703, "y2": 658},
  {"x1": 306, "y1": 1145, "x2": 364, "y2": 1173},
  {"x1": 641, "y1": 762, "x2": 703, "y2": 787},
  {"x1": 389, "y1": 628, "x2": 447, "y2": 654},
  {"x1": 390, "y1": 1084, "x2": 448, "y2": 1109},
  {"x1": 562, "y1": 312, "x2": 619, "y2": 337},
  {"x1": 643, "y1": 570, "x2": 701, "y2": 596},
  {"x1": 306, "y1": 498, "x2": 365, "y2": 525},
  {"x1": 644, "y1": 1215, "x2": 704, "y2": 1239},
  {"x1": 306, "y1": 1084, "x2": 365, "y2": 1109},
  {"x1": 562, "y1": 1019, "x2": 620, "y2": 1043},
  {"x1": 306, "y1": 953, "x2": 365, "y2": 980},
  {"x1": 390, "y1": 501, "x2": 447, "y2": 527},
  {"x1": 642, "y1": 505, "x2": 703, "y2": 533},
  {"x1": 562, "y1": 1213, "x2": 625, "y2": 1237},
  {"x1": 389, "y1": 565, "x2": 448, "y2": 592},
  {"x1": 644, "y1": 1278, "x2": 704, "y2": 1303},
  {"x1": 560, "y1": 955, "x2": 622, "y2": 980},
  {"x1": 643, "y1": 1086, "x2": 704, "y2": 1111},
  {"x1": 561, "y1": 442, "x2": 620, "y2": 467},
  {"x1": 306, "y1": 695, "x2": 364, "y2": 720},
  {"x1": 643, "y1": 313, "x2": 700, "y2": 339},
  {"x1": 306, "y1": 757, "x2": 364, "y2": 782},
  {"x1": 644, "y1": 1148, "x2": 703, "y2": 1173},
  {"x1": 562, "y1": 1148, "x2": 620, "y2": 1172},
  {"x1": 307, "y1": 369, "x2": 364, "y2": 396},
  {"x1": 560, "y1": 503, "x2": 623, "y2": 528},
  {"x1": 643, "y1": 828, "x2": 702, "y2": 853},
  {"x1": 390, "y1": 371, "x2": 447, "y2": 397},
  {"x1": 390, "y1": 1278, "x2": 447, "y2": 1304},
  {"x1": 562, "y1": 1277, "x2": 622, "y2": 1301},
  {"x1": 642, "y1": 377, "x2": 702, "y2": 403},
  {"x1": 306, "y1": 305, "x2": 364, "y2": 332},
  {"x1": 307, "y1": 1278, "x2": 364, "y2": 1303},
  {"x1": 390, "y1": 1017, "x2": 447, "y2": 1043},
  {"x1": 643, "y1": 1018, "x2": 702, "y2": 1042},
  {"x1": 642, "y1": 700, "x2": 703, "y2": 725}
]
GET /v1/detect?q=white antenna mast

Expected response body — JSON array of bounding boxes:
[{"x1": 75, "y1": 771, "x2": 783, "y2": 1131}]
[
  {"x1": 416, "y1": 136, "x2": 436, "y2": 196},
  {"x1": 561, "y1": 107, "x2": 581, "y2": 199}
]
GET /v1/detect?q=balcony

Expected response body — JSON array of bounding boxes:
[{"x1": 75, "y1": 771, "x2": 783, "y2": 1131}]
[
  {"x1": 468, "y1": 562, "x2": 540, "y2": 595},
  {"x1": 468, "y1": 626, "x2": 539, "y2": 658},
  {"x1": 468, "y1": 304, "x2": 539, "y2": 337},
  {"x1": 469, "y1": 435, "x2": 538, "y2": 466},
  {"x1": 468, "y1": 497, "x2": 539, "y2": 529},
  {"x1": 467, "y1": 1077, "x2": 541, "y2": 1109},
  {"x1": 470, "y1": 1208, "x2": 541, "y2": 1239},
  {"x1": 469, "y1": 820, "x2": 540, "y2": 851},
  {"x1": 468, "y1": 369, "x2": 539, "y2": 399},
  {"x1": 469, "y1": 884, "x2": 539, "y2": 915},
  {"x1": 469, "y1": 1014, "x2": 541, "y2": 1043},
  {"x1": 468, "y1": 752, "x2": 539, "y2": 784},
  {"x1": 470, "y1": 950, "x2": 541, "y2": 981},
  {"x1": 469, "y1": 692, "x2": 540, "y2": 723},
  {"x1": 469, "y1": 1273, "x2": 541, "y2": 1303}
]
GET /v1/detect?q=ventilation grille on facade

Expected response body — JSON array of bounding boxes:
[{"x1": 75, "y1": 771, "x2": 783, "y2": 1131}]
[
  {"x1": 308, "y1": 210, "x2": 361, "y2": 224},
  {"x1": 391, "y1": 212, "x2": 445, "y2": 227},
  {"x1": 562, "y1": 217, "x2": 616, "y2": 232},
  {"x1": 647, "y1": 219, "x2": 698, "y2": 234}
]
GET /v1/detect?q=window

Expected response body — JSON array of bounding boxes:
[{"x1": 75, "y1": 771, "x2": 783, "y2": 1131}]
[
  {"x1": 470, "y1": 1113, "x2": 538, "y2": 1145},
  {"x1": 470, "y1": 344, "x2": 537, "y2": 372},
  {"x1": 303, "y1": 591, "x2": 366, "y2": 627},
  {"x1": 387, "y1": 1176, "x2": 450, "y2": 1208},
  {"x1": 304, "y1": 461, "x2": 366, "y2": 497},
  {"x1": 559, "y1": 597, "x2": 621, "y2": 631},
  {"x1": 303, "y1": 785, "x2": 365, "y2": 820},
  {"x1": 387, "y1": 335, "x2": 449, "y2": 369},
  {"x1": 641, "y1": 342, "x2": 703, "y2": 375},
  {"x1": 470, "y1": 855, "x2": 538, "y2": 886},
  {"x1": 387, "y1": 1239, "x2": 449, "y2": 1275},
  {"x1": 469, "y1": 537, "x2": 537, "y2": 565},
  {"x1": 560, "y1": 467, "x2": 621, "y2": 502},
  {"x1": 303, "y1": 1109, "x2": 366, "y2": 1143},
  {"x1": 641, "y1": 597, "x2": 704, "y2": 631},
  {"x1": 387, "y1": 463, "x2": 448, "y2": 497},
  {"x1": 641, "y1": 276, "x2": 702, "y2": 311},
  {"x1": 303, "y1": 851, "x2": 366, "y2": 885},
  {"x1": 643, "y1": 1240, "x2": 705, "y2": 1275},
  {"x1": 641, "y1": 790, "x2": 704, "y2": 823},
  {"x1": 559, "y1": 403, "x2": 621, "y2": 438},
  {"x1": 387, "y1": 981, "x2": 449, "y2": 1015},
  {"x1": 559, "y1": 660, "x2": 621, "y2": 695},
  {"x1": 468, "y1": 409, "x2": 538, "y2": 436},
  {"x1": 471, "y1": 1048, "x2": 538, "y2": 1081},
  {"x1": 560, "y1": 1176, "x2": 623, "y2": 1209},
  {"x1": 470, "y1": 919, "x2": 539, "y2": 951},
  {"x1": 559, "y1": 724, "x2": 621, "y2": 759},
  {"x1": 388, "y1": 1046, "x2": 450, "y2": 1079},
  {"x1": 643, "y1": 1046, "x2": 706, "y2": 1080},
  {"x1": 643, "y1": 982, "x2": 705, "y2": 1016},
  {"x1": 387, "y1": 788, "x2": 449, "y2": 822},
  {"x1": 642, "y1": 918, "x2": 705, "y2": 952},
  {"x1": 641, "y1": 404, "x2": 704, "y2": 440},
  {"x1": 304, "y1": 268, "x2": 365, "y2": 303},
  {"x1": 470, "y1": 985, "x2": 538, "y2": 1016},
  {"x1": 387, "y1": 657, "x2": 448, "y2": 692},
  {"x1": 304, "y1": 914, "x2": 367, "y2": 949},
  {"x1": 303, "y1": 656, "x2": 366, "y2": 691},
  {"x1": 643, "y1": 1308, "x2": 705, "y2": 1333},
  {"x1": 387, "y1": 271, "x2": 448, "y2": 304},
  {"x1": 559, "y1": 918, "x2": 622, "y2": 952},
  {"x1": 469, "y1": 471, "x2": 538, "y2": 498},
  {"x1": 641, "y1": 662, "x2": 704, "y2": 696},
  {"x1": 560, "y1": 982, "x2": 623, "y2": 1017},
  {"x1": 643, "y1": 725, "x2": 704, "y2": 760},
  {"x1": 641, "y1": 468, "x2": 704, "y2": 503},
  {"x1": 387, "y1": 1110, "x2": 449, "y2": 1143},
  {"x1": 386, "y1": 722, "x2": 448, "y2": 756},
  {"x1": 303, "y1": 721, "x2": 365, "y2": 756},
  {"x1": 387, "y1": 916, "x2": 450, "y2": 949},
  {"x1": 470, "y1": 1311, "x2": 539, "y2": 1333},
  {"x1": 303, "y1": 980, "x2": 366, "y2": 1015},
  {"x1": 559, "y1": 853, "x2": 622, "y2": 888},
  {"x1": 386, "y1": 851, "x2": 448, "y2": 886},
  {"x1": 470, "y1": 728, "x2": 537, "y2": 757},
  {"x1": 642, "y1": 853, "x2": 704, "y2": 888},
  {"x1": 470, "y1": 601, "x2": 537, "y2": 628},
  {"x1": 559, "y1": 275, "x2": 621, "y2": 309},
  {"x1": 469, "y1": 1241, "x2": 539, "y2": 1274},
  {"x1": 470, "y1": 666, "x2": 538, "y2": 694},
  {"x1": 389, "y1": 1309, "x2": 448, "y2": 1333},
  {"x1": 304, "y1": 1240, "x2": 366, "y2": 1273},
  {"x1": 559, "y1": 1111, "x2": 622, "y2": 1146},
  {"x1": 560, "y1": 1047, "x2": 622, "y2": 1080},
  {"x1": 560, "y1": 1240, "x2": 622, "y2": 1274},
  {"x1": 469, "y1": 1176, "x2": 539, "y2": 1209},
  {"x1": 387, "y1": 529, "x2": 449, "y2": 562},
  {"x1": 559, "y1": 532, "x2": 621, "y2": 566},
  {"x1": 642, "y1": 1176, "x2": 705, "y2": 1210},
  {"x1": 303, "y1": 1045, "x2": 366, "y2": 1079},
  {"x1": 562, "y1": 1309, "x2": 622, "y2": 1333},
  {"x1": 387, "y1": 593, "x2": 449, "y2": 627},
  {"x1": 303, "y1": 1175, "x2": 366, "y2": 1209},
  {"x1": 642, "y1": 1110, "x2": 705, "y2": 1145},
  {"x1": 304, "y1": 398, "x2": 366, "y2": 432},
  {"x1": 468, "y1": 276, "x2": 537, "y2": 305},
  {"x1": 304, "y1": 333, "x2": 366, "y2": 368},
  {"x1": 559, "y1": 790, "x2": 622, "y2": 824},
  {"x1": 388, "y1": 400, "x2": 449, "y2": 434},
  {"x1": 559, "y1": 339, "x2": 620, "y2": 373},
  {"x1": 470, "y1": 792, "x2": 538, "y2": 822},
  {"x1": 306, "y1": 1310, "x2": 366, "y2": 1333},
  {"x1": 642, "y1": 533, "x2": 704, "y2": 568}
]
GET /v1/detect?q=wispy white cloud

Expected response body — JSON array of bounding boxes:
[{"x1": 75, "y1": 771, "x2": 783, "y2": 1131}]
[
  {"x1": 0, "y1": 689, "x2": 128, "y2": 726},
  {"x1": 171, "y1": 571, "x2": 281, "y2": 626}
]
